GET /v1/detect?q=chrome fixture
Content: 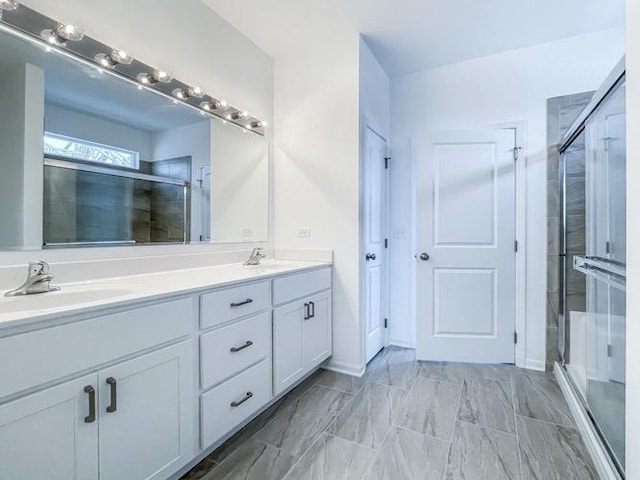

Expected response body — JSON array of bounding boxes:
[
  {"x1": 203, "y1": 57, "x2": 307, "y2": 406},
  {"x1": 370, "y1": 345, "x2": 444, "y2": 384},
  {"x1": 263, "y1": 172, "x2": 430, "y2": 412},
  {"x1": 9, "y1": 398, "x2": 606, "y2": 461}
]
[
  {"x1": 243, "y1": 247, "x2": 265, "y2": 266},
  {"x1": 41, "y1": 24, "x2": 83, "y2": 45},
  {"x1": 0, "y1": 1, "x2": 265, "y2": 134},
  {"x1": 95, "y1": 49, "x2": 133, "y2": 68},
  {"x1": 4, "y1": 261, "x2": 61, "y2": 297}
]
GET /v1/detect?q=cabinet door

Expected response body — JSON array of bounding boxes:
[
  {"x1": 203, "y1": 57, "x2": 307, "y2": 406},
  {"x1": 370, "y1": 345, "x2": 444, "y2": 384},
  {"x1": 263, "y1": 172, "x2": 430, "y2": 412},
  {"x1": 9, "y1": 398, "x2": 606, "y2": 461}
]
[
  {"x1": 0, "y1": 374, "x2": 99, "y2": 480},
  {"x1": 98, "y1": 341, "x2": 195, "y2": 480},
  {"x1": 273, "y1": 300, "x2": 305, "y2": 395},
  {"x1": 304, "y1": 290, "x2": 332, "y2": 367}
]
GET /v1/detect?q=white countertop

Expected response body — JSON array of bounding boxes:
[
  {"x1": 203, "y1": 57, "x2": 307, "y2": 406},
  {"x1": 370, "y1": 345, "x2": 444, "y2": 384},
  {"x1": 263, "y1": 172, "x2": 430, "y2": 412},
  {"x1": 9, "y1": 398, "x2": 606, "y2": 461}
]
[{"x1": 0, "y1": 259, "x2": 331, "y2": 333}]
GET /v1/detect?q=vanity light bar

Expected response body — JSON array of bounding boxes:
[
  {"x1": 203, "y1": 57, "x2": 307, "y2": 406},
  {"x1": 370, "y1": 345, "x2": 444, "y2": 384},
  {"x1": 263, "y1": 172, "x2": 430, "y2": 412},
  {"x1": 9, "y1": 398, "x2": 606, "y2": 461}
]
[{"x1": 0, "y1": 2, "x2": 266, "y2": 136}]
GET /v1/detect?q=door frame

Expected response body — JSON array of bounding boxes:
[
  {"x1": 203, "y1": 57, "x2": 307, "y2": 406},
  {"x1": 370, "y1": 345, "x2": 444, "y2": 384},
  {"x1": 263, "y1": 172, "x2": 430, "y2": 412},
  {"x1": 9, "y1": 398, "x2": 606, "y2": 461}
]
[
  {"x1": 359, "y1": 117, "x2": 391, "y2": 368},
  {"x1": 411, "y1": 121, "x2": 527, "y2": 368}
]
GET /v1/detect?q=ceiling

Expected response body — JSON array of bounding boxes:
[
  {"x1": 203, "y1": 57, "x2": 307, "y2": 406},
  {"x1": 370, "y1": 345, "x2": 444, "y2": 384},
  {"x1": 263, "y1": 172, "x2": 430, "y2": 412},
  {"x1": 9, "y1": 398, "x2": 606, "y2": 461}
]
[{"x1": 200, "y1": 0, "x2": 625, "y2": 77}]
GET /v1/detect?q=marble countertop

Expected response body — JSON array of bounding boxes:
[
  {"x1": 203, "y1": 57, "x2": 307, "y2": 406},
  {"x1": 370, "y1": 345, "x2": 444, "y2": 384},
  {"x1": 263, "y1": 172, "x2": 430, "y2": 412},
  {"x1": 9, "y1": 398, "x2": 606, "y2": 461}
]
[{"x1": 0, "y1": 259, "x2": 331, "y2": 333}]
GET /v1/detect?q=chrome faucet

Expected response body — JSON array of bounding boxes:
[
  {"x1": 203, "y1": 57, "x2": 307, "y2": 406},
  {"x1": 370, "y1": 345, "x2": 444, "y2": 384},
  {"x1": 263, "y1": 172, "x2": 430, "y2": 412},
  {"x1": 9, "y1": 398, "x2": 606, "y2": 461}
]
[
  {"x1": 243, "y1": 247, "x2": 266, "y2": 266},
  {"x1": 4, "y1": 261, "x2": 61, "y2": 297}
]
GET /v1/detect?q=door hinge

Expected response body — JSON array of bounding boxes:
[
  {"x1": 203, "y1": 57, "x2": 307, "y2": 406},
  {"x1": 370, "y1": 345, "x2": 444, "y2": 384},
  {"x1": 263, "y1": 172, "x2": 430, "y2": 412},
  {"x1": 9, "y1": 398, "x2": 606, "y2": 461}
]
[
  {"x1": 607, "y1": 344, "x2": 613, "y2": 357},
  {"x1": 384, "y1": 318, "x2": 388, "y2": 328},
  {"x1": 513, "y1": 146, "x2": 522, "y2": 162},
  {"x1": 384, "y1": 238, "x2": 388, "y2": 249},
  {"x1": 384, "y1": 157, "x2": 390, "y2": 169},
  {"x1": 514, "y1": 240, "x2": 518, "y2": 253},
  {"x1": 514, "y1": 331, "x2": 518, "y2": 344}
]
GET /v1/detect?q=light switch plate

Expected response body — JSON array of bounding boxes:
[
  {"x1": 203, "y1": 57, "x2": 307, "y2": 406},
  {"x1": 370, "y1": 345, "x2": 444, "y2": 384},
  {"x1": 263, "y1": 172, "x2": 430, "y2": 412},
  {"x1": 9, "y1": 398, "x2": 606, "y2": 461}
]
[{"x1": 296, "y1": 228, "x2": 312, "y2": 238}]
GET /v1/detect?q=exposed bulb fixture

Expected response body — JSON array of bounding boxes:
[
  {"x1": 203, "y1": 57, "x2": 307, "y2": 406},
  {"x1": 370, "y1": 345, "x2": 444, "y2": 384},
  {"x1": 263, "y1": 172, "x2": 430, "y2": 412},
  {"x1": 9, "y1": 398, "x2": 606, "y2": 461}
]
[
  {"x1": 199, "y1": 100, "x2": 222, "y2": 111},
  {"x1": 172, "y1": 88, "x2": 187, "y2": 99},
  {"x1": 0, "y1": 0, "x2": 19, "y2": 11},
  {"x1": 95, "y1": 49, "x2": 133, "y2": 68},
  {"x1": 247, "y1": 121, "x2": 264, "y2": 129},
  {"x1": 172, "y1": 86, "x2": 204, "y2": 100},
  {"x1": 41, "y1": 23, "x2": 84, "y2": 45},
  {"x1": 229, "y1": 112, "x2": 245, "y2": 120},
  {"x1": 219, "y1": 100, "x2": 228, "y2": 109},
  {"x1": 188, "y1": 86, "x2": 204, "y2": 98},
  {"x1": 136, "y1": 69, "x2": 172, "y2": 85}
]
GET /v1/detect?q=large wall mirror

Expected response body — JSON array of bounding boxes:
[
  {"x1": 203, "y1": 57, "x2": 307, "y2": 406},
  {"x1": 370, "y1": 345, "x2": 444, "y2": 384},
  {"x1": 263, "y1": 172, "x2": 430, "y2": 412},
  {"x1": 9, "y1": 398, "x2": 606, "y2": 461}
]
[{"x1": 0, "y1": 19, "x2": 268, "y2": 250}]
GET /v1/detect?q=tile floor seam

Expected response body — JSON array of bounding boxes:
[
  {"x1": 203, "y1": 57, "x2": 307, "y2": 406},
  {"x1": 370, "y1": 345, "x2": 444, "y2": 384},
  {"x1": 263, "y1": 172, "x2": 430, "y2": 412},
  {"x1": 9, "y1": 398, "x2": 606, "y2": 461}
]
[
  {"x1": 514, "y1": 412, "x2": 580, "y2": 430},
  {"x1": 417, "y1": 366, "x2": 465, "y2": 387},
  {"x1": 455, "y1": 418, "x2": 518, "y2": 438}
]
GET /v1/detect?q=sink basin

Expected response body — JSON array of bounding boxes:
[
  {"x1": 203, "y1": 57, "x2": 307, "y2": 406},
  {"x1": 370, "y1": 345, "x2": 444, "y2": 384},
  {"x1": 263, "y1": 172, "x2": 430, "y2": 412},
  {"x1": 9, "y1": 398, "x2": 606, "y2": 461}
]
[{"x1": 0, "y1": 285, "x2": 137, "y2": 314}]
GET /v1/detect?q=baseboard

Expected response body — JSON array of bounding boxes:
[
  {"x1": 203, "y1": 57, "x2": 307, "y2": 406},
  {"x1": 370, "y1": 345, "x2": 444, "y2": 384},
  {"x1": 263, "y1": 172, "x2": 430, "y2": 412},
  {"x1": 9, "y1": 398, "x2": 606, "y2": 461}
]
[
  {"x1": 554, "y1": 363, "x2": 623, "y2": 480},
  {"x1": 525, "y1": 358, "x2": 546, "y2": 372},
  {"x1": 322, "y1": 359, "x2": 366, "y2": 377},
  {"x1": 389, "y1": 338, "x2": 415, "y2": 349}
]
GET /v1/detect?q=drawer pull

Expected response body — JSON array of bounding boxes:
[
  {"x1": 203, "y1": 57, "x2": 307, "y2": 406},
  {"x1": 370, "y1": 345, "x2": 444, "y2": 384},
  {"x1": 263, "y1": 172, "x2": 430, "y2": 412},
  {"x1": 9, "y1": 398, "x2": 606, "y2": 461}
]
[
  {"x1": 230, "y1": 298, "x2": 253, "y2": 308},
  {"x1": 106, "y1": 377, "x2": 117, "y2": 413},
  {"x1": 230, "y1": 391, "x2": 253, "y2": 407},
  {"x1": 84, "y1": 385, "x2": 96, "y2": 423},
  {"x1": 309, "y1": 301, "x2": 315, "y2": 318},
  {"x1": 230, "y1": 340, "x2": 254, "y2": 353},
  {"x1": 304, "y1": 302, "x2": 310, "y2": 320}
]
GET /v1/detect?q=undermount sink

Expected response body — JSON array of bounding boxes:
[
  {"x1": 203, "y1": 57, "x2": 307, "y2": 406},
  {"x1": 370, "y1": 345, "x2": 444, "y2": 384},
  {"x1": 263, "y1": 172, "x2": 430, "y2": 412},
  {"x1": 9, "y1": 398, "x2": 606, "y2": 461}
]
[{"x1": 0, "y1": 285, "x2": 137, "y2": 313}]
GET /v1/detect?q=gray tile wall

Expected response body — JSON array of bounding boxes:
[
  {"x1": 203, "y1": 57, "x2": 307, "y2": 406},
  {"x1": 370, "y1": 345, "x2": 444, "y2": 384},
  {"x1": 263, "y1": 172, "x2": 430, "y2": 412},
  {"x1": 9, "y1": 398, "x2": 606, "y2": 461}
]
[{"x1": 546, "y1": 92, "x2": 593, "y2": 369}]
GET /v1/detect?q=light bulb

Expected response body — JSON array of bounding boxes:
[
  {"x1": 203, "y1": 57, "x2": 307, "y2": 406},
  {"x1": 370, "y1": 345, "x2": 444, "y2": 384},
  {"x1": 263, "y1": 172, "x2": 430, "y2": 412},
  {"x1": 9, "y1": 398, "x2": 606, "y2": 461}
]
[
  {"x1": 41, "y1": 29, "x2": 63, "y2": 46},
  {"x1": 111, "y1": 49, "x2": 133, "y2": 65},
  {"x1": 188, "y1": 86, "x2": 204, "y2": 98},
  {"x1": 136, "y1": 73, "x2": 152, "y2": 85},
  {"x1": 172, "y1": 88, "x2": 186, "y2": 99},
  {"x1": 56, "y1": 24, "x2": 83, "y2": 41},
  {"x1": 153, "y1": 69, "x2": 171, "y2": 83},
  {"x1": 95, "y1": 53, "x2": 114, "y2": 68},
  {"x1": 241, "y1": 110, "x2": 249, "y2": 118},
  {"x1": 220, "y1": 100, "x2": 228, "y2": 109},
  {"x1": 0, "y1": 0, "x2": 18, "y2": 10}
]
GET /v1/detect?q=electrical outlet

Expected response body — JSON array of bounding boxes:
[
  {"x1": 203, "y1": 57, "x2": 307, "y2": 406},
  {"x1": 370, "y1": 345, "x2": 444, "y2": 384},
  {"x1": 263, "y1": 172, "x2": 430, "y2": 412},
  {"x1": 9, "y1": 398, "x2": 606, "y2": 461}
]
[
  {"x1": 296, "y1": 227, "x2": 312, "y2": 238},
  {"x1": 242, "y1": 228, "x2": 254, "y2": 238}
]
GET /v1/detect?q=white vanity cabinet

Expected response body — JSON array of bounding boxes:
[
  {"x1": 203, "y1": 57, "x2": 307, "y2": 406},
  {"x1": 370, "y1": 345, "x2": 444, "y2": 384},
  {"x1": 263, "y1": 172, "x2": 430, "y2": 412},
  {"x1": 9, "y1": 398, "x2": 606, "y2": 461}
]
[
  {"x1": 273, "y1": 268, "x2": 332, "y2": 395},
  {"x1": 0, "y1": 299, "x2": 196, "y2": 480}
]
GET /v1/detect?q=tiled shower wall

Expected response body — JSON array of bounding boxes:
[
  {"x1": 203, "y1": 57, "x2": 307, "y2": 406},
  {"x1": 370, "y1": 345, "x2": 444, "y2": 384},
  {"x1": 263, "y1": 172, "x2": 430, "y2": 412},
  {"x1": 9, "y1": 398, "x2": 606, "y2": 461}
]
[{"x1": 546, "y1": 92, "x2": 593, "y2": 369}]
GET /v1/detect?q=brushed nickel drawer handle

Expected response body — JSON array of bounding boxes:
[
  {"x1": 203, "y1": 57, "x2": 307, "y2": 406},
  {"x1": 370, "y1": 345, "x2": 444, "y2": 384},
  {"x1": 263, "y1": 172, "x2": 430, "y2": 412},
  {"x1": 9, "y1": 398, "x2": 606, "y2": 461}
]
[
  {"x1": 230, "y1": 391, "x2": 253, "y2": 407},
  {"x1": 84, "y1": 385, "x2": 96, "y2": 423},
  {"x1": 230, "y1": 340, "x2": 253, "y2": 353},
  {"x1": 106, "y1": 377, "x2": 117, "y2": 413},
  {"x1": 230, "y1": 298, "x2": 253, "y2": 307}
]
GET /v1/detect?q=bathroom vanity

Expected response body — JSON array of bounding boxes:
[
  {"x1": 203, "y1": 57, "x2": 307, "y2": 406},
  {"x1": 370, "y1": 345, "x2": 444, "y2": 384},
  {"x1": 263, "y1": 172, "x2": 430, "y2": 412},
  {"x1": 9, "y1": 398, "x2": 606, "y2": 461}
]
[{"x1": 0, "y1": 260, "x2": 332, "y2": 480}]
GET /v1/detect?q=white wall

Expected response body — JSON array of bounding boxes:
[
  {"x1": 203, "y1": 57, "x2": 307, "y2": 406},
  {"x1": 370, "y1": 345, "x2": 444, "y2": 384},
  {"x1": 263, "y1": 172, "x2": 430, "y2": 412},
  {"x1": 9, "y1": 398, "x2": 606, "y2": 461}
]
[
  {"x1": 359, "y1": 38, "x2": 391, "y2": 139},
  {"x1": 273, "y1": 35, "x2": 362, "y2": 375},
  {"x1": 44, "y1": 103, "x2": 153, "y2": 160},
  {"x1": 625, "y1": 0, "x2": 638, "y2": 475},
  {"x1": 390, "y1": 28, "x2": 625, "y2": 368},
  {"x1": 0, "y1": 63, "x2": 44, "y2": 250}
]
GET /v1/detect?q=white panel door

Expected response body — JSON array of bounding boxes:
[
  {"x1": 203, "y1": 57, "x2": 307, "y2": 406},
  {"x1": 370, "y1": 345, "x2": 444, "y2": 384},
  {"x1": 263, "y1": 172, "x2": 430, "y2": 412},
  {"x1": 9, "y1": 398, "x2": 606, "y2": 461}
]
[
  {"x1": 0, "y1": 374, "x2": 98, "y2": 480},
  {"x1": 363, "y1": 127, "x2": 389, "y2": 362},
  {"x1": 416, "y1": 129, "x2": 516, "y2": 363},
  {"x1": 98, "y1": 341, "x2": 195, "y2": 480}
]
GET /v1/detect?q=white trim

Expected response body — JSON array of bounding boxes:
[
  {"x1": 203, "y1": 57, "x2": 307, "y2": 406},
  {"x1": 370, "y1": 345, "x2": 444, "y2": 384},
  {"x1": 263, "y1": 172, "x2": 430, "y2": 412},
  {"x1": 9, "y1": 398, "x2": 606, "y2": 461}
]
[
  {"x1": 359, "y1": 115, "x2": 391, "y2": 367},
  {"x1": 554, "y1": 363, "x2": 623, "y2": 480},
  {"x1": 489, "y1": 121, "x2": 528, "y2": 368},
  {"x1": 323, "y1": 359, "x2": 366, "y2": 378},
  {"x1": 525, "y1": 358, "x2": 546, "y2": 372},
  {"x1": 389, "y1": 338, "x2": 415, "y2": 349}
]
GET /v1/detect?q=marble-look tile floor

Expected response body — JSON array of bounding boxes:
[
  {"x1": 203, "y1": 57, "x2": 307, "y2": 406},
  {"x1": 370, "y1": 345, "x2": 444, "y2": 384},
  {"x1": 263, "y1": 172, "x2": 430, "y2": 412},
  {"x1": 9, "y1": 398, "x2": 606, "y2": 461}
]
[{"x1": 181, "y1": 347, "x2": 598, "y2": 480}]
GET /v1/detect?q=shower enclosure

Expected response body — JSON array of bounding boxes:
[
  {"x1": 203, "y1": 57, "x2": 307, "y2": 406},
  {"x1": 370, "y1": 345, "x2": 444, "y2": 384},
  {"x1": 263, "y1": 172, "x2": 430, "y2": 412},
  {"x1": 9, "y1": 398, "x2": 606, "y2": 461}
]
[{"x1": 558, "y1": 60, "x2": 626, "y2": 475}]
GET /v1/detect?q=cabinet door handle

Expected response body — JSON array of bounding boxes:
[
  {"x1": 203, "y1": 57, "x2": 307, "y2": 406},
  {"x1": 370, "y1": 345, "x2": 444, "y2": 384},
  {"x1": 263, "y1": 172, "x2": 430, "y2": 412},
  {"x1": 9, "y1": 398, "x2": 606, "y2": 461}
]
[
  {"x1": 230, "y1": 391, "x2": 253, "y2": 407},
  {"x1": 84, "y1": 385, "x2": 96, "y2": 423},
  {"x1": 230, "y1": 298, "x2": 253, "y2": 307},
  {"x1": 230, "y1": 340, "x2": 253, "y2": 352},
  {"x1": 106, "y1": 377, "x2": 117, "y2": 413},
  {"x1": 309, "y1": 301, "x2": 315, "y2": 318},
  {"x1": 303, "y1": 302, "x2": 310, "y2": 320}
]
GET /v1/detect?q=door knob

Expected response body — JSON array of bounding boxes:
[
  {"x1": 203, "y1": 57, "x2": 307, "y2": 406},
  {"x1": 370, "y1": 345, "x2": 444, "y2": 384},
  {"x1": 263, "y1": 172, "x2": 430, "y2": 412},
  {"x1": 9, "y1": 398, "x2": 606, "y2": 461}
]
[
  {"x1": 420, "y1": 252, "x2": 430, "y2": 261},
  {"x1": 365, "y1": 253, "x2": 376, "y2": 261}
]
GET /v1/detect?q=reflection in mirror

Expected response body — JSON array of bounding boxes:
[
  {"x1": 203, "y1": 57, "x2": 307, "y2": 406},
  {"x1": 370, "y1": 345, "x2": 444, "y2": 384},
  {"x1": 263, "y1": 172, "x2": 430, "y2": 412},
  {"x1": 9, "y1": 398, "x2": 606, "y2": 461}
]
[{"x1": 0, "y1": 26, "x2": 268, "y2": 251}]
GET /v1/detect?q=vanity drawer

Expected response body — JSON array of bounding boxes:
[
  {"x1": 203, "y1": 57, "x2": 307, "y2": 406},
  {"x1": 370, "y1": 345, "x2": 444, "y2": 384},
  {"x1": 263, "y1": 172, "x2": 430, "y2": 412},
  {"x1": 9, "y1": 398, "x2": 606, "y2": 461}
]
[
  {"x1": 200, "y1": 312, "x2": 271, "y2": 389},
  {"x1": 200, "y1": 281, "x2": 271, "y2": 329},
  {"x1": 0, "y1": 297, "x2": 193, "y2": 400},
  {"x1": 200, "y1": 358, "x2": 271, "y2": 448},
  {"x1": 273, "y1": 267, "x2": 332, "y2": 305}
]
